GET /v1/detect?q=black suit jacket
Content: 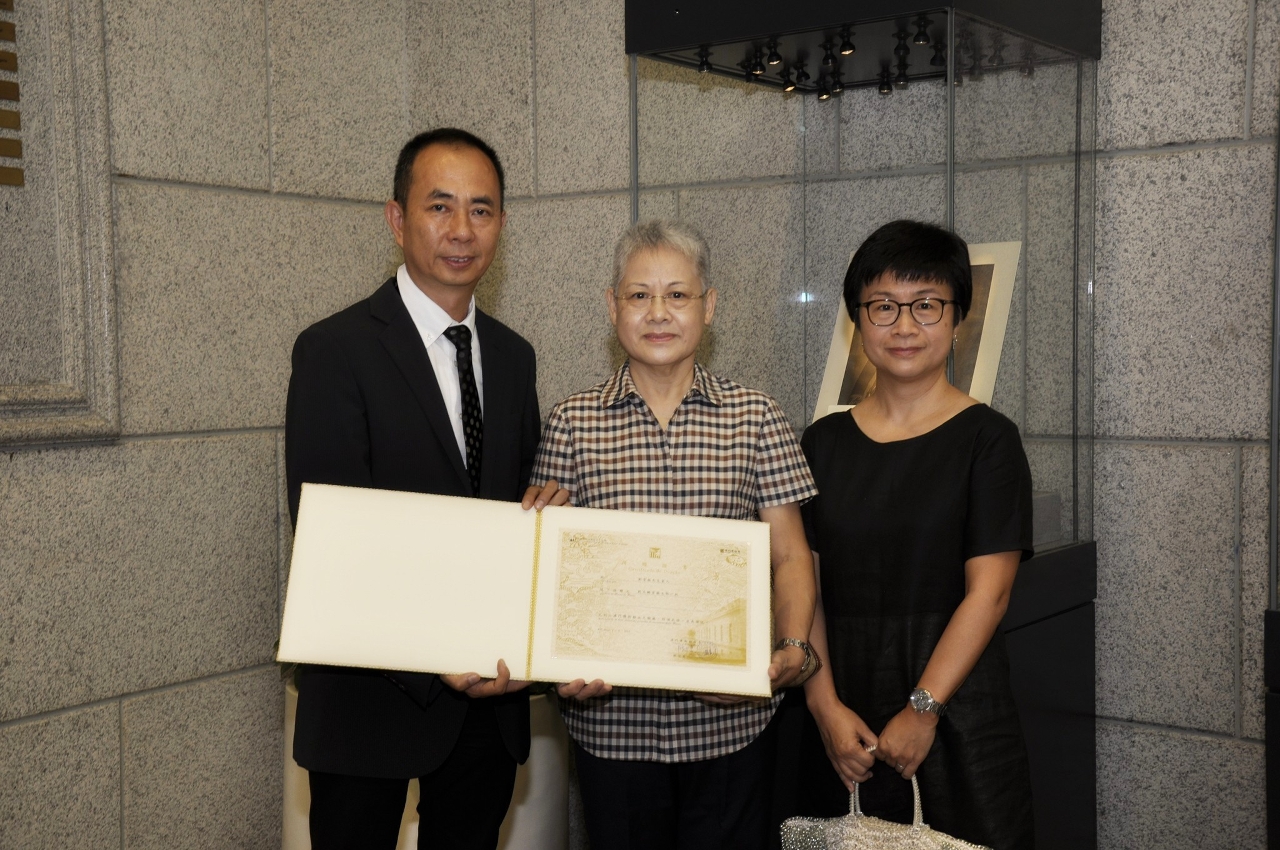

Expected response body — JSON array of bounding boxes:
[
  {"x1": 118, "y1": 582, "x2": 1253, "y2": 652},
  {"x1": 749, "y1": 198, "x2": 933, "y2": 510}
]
[{"x1": 285, "y1": 277, "x2": 539, "y2": 779}]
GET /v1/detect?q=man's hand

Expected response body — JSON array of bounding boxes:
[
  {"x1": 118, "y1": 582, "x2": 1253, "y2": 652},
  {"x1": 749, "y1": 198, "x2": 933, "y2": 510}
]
[
  {"x1": 440, "y1": 659, "x2": 531, "y2": 698},
  {"x1": 522, "y1": 479, "x2": 570, "y2": 511},
  {"x1": 556, "y1": 678, "x2": 612, "y2": 701}
]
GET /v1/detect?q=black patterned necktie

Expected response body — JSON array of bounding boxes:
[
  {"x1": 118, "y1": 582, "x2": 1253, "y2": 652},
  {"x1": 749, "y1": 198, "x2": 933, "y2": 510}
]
[{"x1": 443, "y1": 325, "x2": 483, "y2": 493}]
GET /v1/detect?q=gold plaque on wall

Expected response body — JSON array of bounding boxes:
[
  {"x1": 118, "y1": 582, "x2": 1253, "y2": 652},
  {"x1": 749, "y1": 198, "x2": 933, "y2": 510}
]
[
  {"x1": 0, "y1": 51, "x2": 14, "y2": 72},
  {"x1": 0, "y1": 165, "x2": 22, "y2": 186},
  {"x1": 0, "y1": 20, "x2": 13, "y2": 41},
  {"x1": 0, "y1": 137, "x2": 19, "y2": 158},
  {"x1": 0, "y1": 108, "x2": 16, "y2": 129},
  {"x1": 0, "y1": 80, "x2": 16, "y2": 101}
]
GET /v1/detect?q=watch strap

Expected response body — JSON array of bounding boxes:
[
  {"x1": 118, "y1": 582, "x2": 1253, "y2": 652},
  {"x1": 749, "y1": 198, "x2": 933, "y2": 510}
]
[
  {"x1": 909, "y1": 687, "x2": 947, "y2": 716},
  {"x1": 774, "y1": 637, "x2": 822, "y2": 686}
]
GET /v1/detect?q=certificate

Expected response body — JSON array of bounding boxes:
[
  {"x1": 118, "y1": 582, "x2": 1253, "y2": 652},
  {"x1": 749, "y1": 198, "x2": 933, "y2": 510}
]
[{"x1": 277, "y1": 483, "x2": 774, "y2": 697}]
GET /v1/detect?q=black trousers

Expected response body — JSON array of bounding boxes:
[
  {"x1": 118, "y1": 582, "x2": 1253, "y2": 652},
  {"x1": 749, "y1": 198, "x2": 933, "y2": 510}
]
[
  {"x1": 573, "y1": 716, "x2": 779, "y2": 850},
  {"x1": 308, "y1": 701, "x2": 517, "y2": 850}
]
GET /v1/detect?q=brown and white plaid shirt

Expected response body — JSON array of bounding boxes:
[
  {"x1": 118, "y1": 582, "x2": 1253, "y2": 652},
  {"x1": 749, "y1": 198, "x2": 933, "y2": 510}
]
[{"x1": 530, "y1": 362, "x2": 817, "y2": 762}]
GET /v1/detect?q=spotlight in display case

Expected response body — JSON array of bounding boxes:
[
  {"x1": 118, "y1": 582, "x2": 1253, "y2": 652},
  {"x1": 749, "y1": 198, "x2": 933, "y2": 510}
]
[
  {"x1": 626, "y1": 1, "x2": 1099, "y2": 96},
  {"x1": 913, "y1": 15, "x2": 933, "y2": 45}
]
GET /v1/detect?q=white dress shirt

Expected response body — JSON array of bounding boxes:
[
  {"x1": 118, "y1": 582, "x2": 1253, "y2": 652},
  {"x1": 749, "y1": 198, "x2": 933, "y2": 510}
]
[{"x1": 396, "y1": 264, "x2": 484, "y2": 465}]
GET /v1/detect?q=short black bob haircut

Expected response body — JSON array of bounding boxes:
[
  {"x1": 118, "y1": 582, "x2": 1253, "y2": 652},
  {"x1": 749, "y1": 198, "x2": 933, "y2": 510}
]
[
  {"x1": 392, "y1": 128, "x2": 506, "y2": 212},
  {"x1": 843, "y1": 220, "x2": 972, "y2": 326}
]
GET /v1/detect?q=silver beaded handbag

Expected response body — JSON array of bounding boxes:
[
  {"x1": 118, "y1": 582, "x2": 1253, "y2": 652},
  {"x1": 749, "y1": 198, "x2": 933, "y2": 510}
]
[{"x1": 780, "y1": 776, "x2": 991, "y2": 850}]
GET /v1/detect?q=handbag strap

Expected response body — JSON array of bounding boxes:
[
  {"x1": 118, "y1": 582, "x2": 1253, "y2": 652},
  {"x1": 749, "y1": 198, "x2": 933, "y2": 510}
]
[{"x1": 849, "y1": 776, "x2": 925, "y2": 828}]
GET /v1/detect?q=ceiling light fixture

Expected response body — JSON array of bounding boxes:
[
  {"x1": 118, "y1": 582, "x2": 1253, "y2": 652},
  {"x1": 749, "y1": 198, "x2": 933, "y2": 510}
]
[
  {"x1": 988, "y1": 34, "x2": 1006, "y2": 67},
  {"x1": 931, "y1": 43, "x2": 947, "y2": 67},
  {"x1": 893, "y1": 30, "x2": 911, "y2": 89},
  {"x1": 913, "y1": 16, "x2": 932, "y2": 46}
]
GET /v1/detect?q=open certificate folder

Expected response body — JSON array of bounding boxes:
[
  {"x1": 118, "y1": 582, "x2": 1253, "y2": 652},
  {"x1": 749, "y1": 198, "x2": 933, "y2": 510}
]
[{"x1": 277, "y1": 483, "x2": 774, "y2": 697}]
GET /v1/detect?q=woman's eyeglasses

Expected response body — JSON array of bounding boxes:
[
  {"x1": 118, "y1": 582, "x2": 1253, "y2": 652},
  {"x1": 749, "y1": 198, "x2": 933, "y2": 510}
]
[
  {"x1": 613, "y1": 291, "x2": 706, "y2": 312},
  {"x1": 858, "y1": 297, "x2": 956, "y2": 327}
]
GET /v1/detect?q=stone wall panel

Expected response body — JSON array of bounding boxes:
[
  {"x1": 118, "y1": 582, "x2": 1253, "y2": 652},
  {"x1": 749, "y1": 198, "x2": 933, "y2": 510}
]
[
  {"x1": 0, "y1": 435, "x2": 278, "y2": 721},
  {"x1": 122, "y1": 669, "x2": 283, "y2": 849},
  {"x1": 105, "y1": 0, "x2": 270, "y2": 187},
  {"x1": 115, "y1": 182, "x2": 396, "y2": 434}
]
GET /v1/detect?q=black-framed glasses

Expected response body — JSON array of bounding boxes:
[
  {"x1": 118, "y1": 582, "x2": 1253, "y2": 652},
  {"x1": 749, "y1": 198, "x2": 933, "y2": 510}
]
[{"x1": 858, "y1": 297, "x2": 957, "y2": 326}]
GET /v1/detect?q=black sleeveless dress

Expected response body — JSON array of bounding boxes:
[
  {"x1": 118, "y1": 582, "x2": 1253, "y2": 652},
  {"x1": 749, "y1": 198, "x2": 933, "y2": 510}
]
[{"x1": 800, "y1": 405, "x2": 1035, "y2": 850}]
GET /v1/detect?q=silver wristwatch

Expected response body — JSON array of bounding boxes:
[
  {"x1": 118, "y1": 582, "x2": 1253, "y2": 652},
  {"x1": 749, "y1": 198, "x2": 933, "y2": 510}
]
[
  {"x1": 774, "y1": 638, "x2": 822, "y2": 686},
  {"x1": 908, "y1": 687, "x2": 947, "y2": 717}
]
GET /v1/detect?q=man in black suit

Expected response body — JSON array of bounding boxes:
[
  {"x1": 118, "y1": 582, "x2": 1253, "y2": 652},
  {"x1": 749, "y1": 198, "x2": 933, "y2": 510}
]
[{"x1": 285, "y1": 128, "x2": 565, "y2": 850}]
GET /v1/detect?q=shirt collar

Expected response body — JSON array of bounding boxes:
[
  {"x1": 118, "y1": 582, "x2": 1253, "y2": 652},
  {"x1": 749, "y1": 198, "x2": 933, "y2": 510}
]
[
  {"x1": 600, "y1": 362, "x2": 724, "y2": 409},
  {"x1": 396, "y1": 264, "x2": 477, "y2": 345},
  {"x1": 690, "y1": 363, "x2": 724, "y2": 407}
]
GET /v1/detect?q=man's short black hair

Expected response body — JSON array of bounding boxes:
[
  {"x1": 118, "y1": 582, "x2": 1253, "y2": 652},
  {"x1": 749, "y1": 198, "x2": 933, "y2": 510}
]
[
  {"x1": 843, "y1": 220, "x2": 972, "y2": 325},
  {"x1": 392, "y1": 128, "x2": 505, "y2": 211}
]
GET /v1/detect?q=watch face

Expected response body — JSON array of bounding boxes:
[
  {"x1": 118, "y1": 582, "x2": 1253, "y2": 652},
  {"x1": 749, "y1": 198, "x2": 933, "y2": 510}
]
[{"x1": 910, "y1": 689, "x2": 933, "y2": 712}]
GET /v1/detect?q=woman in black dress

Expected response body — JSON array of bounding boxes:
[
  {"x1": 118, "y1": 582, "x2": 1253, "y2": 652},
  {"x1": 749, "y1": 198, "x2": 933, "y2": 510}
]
[{"x1": 800, "y1": 220, "x2": 1035, "y2": 848}]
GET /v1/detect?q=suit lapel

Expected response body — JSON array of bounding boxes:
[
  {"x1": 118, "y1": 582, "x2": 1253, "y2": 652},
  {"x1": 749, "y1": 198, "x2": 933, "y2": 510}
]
[
  {"x1": 477, "y1": 310, "x2": 512, "y2": 498},
  {"x1": 370, "y1": 279, "x2": 471, "y2": 492}
]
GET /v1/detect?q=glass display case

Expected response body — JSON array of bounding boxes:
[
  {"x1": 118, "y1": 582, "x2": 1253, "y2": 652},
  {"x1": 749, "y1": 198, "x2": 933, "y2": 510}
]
[
  {"x1": 949, "y1": 13, "x2": 1097, "y2": 552},
  {"x1": 628, "y1": 5, "x2": 1099, "y2": 845},
  {"x1": 631, "y1": 8, "x2": 1096, "y2": 554}
]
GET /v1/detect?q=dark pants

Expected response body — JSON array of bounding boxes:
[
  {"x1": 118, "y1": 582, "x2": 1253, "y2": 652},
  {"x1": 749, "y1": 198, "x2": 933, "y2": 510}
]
[
  {"x1": 574, "y1": 717, "x2": 779, "y2": 850},
  {"x1": 308, "y1": 701, "x2": 517, "y2": 850}
]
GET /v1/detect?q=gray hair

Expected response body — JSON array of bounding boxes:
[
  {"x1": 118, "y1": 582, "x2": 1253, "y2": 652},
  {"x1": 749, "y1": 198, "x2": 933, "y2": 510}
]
[{"x1": 612, "y1": 219, "x2": 711, "y2": 291}]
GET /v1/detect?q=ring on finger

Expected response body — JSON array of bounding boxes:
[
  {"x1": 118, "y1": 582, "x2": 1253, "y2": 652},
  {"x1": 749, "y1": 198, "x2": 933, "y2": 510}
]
[{"x1": 865, "y1": 744, "x2": 877, "y2": 754}]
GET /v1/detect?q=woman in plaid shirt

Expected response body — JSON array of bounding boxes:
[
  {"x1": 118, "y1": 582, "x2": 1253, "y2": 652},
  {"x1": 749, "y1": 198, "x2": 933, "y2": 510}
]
[{"x1": 529, "y1": 219, "x2": 819, "y2": 849}]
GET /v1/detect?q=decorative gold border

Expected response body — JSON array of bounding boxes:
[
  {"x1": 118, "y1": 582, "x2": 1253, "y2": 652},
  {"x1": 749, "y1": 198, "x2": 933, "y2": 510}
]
[{"x1": 525, "y1": 510, "x2": 543, "y2": 680}]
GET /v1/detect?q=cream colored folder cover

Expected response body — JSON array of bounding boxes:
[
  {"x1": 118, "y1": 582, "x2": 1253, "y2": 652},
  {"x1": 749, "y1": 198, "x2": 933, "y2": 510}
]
[{"x1": 278, "y1": 483, "x2": 774, "y2": 697}]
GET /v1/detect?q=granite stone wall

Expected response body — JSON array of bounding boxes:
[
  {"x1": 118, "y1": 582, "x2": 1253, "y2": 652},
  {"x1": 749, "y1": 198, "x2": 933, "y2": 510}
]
[
  {"x1": 1088, "y1": 0, "x2": 1272, "y2": 844},
  {"x1": 0, "y1": 0, "x2": 1273, "y2": 846}
]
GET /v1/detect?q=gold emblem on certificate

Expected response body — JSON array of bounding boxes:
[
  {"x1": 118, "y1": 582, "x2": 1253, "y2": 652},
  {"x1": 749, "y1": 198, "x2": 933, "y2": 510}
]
[{"x1": 552, "y1": 530, "x2": 750, "y2": 667}]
